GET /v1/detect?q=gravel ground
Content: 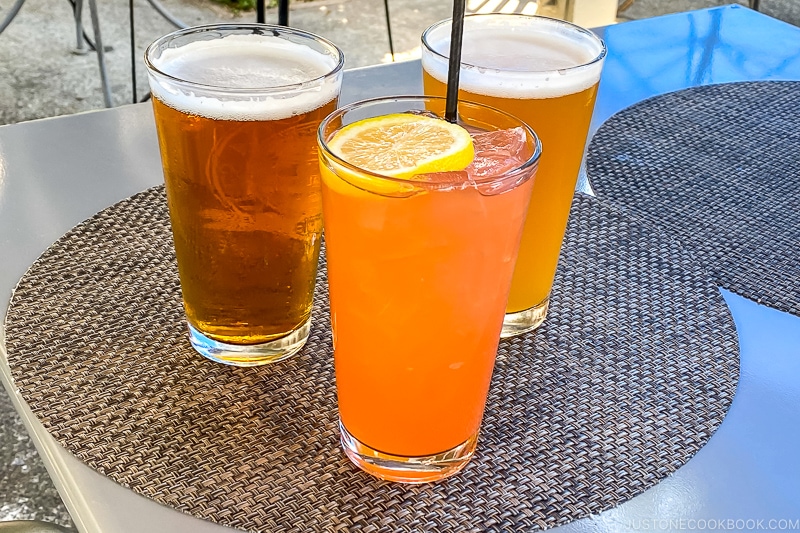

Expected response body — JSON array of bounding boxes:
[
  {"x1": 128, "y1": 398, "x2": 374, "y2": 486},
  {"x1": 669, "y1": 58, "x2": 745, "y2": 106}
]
[
  {"x1": 2, "y1": 0, "x2": 798, "y2": 126},
  {"x1": 0, "y1": 0, "x2": 455, "y2": 124},
  {"x1": 0, "y1": 0, "x2": 798, "y2": 529}
]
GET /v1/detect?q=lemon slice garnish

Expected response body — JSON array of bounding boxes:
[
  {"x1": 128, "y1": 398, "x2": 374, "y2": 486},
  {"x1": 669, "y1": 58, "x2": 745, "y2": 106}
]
[{"x1": 323, "y1": 113, "x2": 475, "y2": 196}]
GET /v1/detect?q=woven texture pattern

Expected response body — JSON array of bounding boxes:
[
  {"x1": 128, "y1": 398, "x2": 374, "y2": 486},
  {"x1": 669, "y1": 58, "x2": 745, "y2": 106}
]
[
  {"x1": 587, "y1": 81, "x2": 800, "y2": 317},
  {"x1": 5, "y1": 188, "x2": 738, "y2": 532}
]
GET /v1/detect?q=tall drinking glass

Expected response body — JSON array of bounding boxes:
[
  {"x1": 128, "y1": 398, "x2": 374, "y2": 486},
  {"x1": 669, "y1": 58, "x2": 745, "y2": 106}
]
[
  {"x1": 318, "y1": 96, "x2": 541, "y2": 482},
  {"x1": 422, "y1": 14, "x2": 606, "y2": 337},
  {"x1": 145, "y1": 24, "x2": 343, "y2": 366}
]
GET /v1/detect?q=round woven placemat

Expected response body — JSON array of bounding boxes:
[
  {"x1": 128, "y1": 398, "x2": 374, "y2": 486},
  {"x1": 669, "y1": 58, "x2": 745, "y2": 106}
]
[
  {"x1": 4, "y1": 188, "x2": 738, "y2": 532},
  {"x1": 587, "y1": 81, "x2": 800, "y2": 317}
]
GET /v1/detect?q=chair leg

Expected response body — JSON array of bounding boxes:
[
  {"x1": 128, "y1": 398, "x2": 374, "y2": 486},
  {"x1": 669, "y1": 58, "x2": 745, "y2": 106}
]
[
  {"x1": 68, "y1": 0, "x2": 109, "y2": 53},
  {"x1": 87, "y1": 0, "x2": 113, "y2": 107},
  {"x1": 129, "y1": 0, "x2": 137, "y2": 103},
  {"x1": 146, "y1": 0, "x2": 187, "y2": 28},
  {"x1": 278, "y1": 0, "x2": 289, "y2": 26},
  {"x1": 0, "y1": 0, "x2": 26, "y2": 35},
  {"x1": 750, "y1": 0, "x2": 760, "y2": 11},
  {"x1": 257, "y1": 0, "x2": 265, "y2": 22},
  {"x1": 72, "y1": 0, "x2": 86, "y2": 53}
]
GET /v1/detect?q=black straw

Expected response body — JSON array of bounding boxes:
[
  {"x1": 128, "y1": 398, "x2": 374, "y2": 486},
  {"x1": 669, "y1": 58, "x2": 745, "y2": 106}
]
[
  {"x1": 444, "y1": 0, "x2": 466, "y2": 123},
  {"x1": 383, "y1": 0, "x2": 395, "y2": 61}
]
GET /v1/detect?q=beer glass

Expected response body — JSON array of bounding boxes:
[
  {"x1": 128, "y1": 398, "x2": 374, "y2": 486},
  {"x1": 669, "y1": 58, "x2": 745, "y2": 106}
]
[
  {"x1": 318, "y1": 96, "x2": 541, "y2": 482},
  {"x1": 145, "y1": 24, "x2": 343, "y2": 366},
  {"x1": 422, "y1": 14, "x2": 606, "y2": 336}
]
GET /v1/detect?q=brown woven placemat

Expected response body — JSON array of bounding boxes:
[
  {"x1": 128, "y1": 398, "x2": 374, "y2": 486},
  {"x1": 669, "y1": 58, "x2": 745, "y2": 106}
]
[
  {"x1": 587, "y1": 81, "x2": 800, "y2": 317},
  {"x1": 4, "y1": 188, "x2": 738, "y2": 532}
]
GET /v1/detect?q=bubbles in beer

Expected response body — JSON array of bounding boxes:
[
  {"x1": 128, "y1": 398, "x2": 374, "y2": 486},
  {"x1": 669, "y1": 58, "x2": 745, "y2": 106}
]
[{"x1": 148, "y1": 35, "x2": 341, "y2": 121}]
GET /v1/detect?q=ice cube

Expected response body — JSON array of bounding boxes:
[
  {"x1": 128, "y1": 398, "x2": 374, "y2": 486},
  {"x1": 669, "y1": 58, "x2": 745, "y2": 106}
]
[
  {"x1": 406, "y1": 109, "x2": 442, "y2": 120},
  {"x1": 412, "y1": 126, "x2": 536, "y2": 193},
  {"x1": 413, "y1": 170, "x2": 472, "y2": 191},
  {"x1": 466, "y1": 127, "x2": 530, "y2": 178}
]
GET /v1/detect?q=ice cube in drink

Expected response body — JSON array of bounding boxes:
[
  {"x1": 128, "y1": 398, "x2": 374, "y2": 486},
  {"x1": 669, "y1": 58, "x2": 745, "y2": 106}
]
[{"x1": 416, "y1": 126, "x2": 533, "y2": 196}]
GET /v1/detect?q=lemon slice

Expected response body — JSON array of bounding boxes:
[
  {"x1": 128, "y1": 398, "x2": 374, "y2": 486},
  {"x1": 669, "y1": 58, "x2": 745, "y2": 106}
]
[{"x1": 324, "y1": 113, "x2": 475, "y2": 196}]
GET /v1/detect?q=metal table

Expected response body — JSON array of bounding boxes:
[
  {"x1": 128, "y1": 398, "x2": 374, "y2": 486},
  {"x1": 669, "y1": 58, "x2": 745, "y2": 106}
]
[{"x1": 1, "y1": 6, "x2": 799, "y2": 532}]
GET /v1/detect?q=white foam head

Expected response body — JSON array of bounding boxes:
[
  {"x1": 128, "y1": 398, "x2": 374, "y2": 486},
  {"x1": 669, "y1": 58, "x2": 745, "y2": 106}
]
[
  {"x1": 147, "y1": 33, "x2": 342, "y2": 121},
  {"x1": 422, "y1": 15, "x2": 606, "y2": 100}
]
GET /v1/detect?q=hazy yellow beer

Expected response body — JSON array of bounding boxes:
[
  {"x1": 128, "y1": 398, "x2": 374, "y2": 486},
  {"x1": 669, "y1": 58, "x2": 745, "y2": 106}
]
[
  {"x1": 422, "y1": 15, "x2": 606, "y2": 336},
  {"x1": 145, "y1": 25, "x2": 343, "y2": 365}
]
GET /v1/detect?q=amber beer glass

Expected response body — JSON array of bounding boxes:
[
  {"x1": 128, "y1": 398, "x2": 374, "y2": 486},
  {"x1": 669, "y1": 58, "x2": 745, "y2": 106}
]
[
  {"x1": 422, "y1": 15, "x2": 606, "y2": 336},
  {"x1": 144, "y1": 24, "x2": 343, "y2": 365}
]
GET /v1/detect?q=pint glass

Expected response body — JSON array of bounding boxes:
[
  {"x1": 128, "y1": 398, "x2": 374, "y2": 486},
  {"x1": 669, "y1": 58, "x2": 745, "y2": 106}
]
[
  {"x1": 145, "y1": 24, "x2": 343, "y2": 365},
  {"x1": 318, "y1": 96, "x2": 541, "y2": 482},
  {"x1": 422, "y1": 15, "x2": 606, "y2": 336}
]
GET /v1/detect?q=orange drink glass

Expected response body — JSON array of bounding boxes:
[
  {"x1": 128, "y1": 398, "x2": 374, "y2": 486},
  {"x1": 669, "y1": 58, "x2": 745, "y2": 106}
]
[
  {"x1": 422, "y1": 15, "x2": 606, "y2": 336},
  {"x1": 318, "y1": 96, "x2": 541, "y2": 483}
]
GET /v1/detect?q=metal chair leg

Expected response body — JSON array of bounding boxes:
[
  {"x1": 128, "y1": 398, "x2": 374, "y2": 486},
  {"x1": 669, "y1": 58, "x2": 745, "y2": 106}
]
[
  {"x1": 87, "y1": 0, "x2": 112, "y2": 107},
  {"x1": 129, "y1": 0, "x2": 137, "y2": 103},
  {"x1": 278, "y1": 0, "x2": 288, "y2": 26},
  {"x1": 72, "y1": 0, "x2": 87, "y2": 54},
  {"x1": 258, "y1": 0, "x2": 289, "y2": 26},
  {"x1": 68, "y1": 0, "x2": 108, "y2": 53},
  {"x1": 145, "y1": 0, "x2": 187, "y2": 28},
  {"x1": 0, "y1": 0, "x2": 27, "y2": 36}
]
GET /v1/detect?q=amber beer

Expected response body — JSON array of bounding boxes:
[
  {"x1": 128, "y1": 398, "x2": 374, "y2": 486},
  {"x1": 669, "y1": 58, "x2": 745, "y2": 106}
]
[
  {"x1": 422, "y1": 15, "x2": 606, "y2": 336},
  {"x1": 145, "y1": 25, "x2": 343, "y2": 365}
]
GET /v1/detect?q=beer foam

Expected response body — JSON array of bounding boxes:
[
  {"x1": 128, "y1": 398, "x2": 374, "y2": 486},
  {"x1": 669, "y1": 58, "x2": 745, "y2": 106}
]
[
  {"x1": 148, "y1": 35, "x2": 341, "y2": 121},
  {"x1": 422, "y1": 19, "x2": 605, "y2": 100}
]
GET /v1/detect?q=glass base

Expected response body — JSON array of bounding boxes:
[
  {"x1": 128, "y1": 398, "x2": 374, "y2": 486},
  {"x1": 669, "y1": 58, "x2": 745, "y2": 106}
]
[
  {"x1": 339, "y1": 421, "x2": 478, "y2": 483},
  {"x1": 187, "y1": 318, "x2": 310, "y2": 367},
  {"x1": 501, "y1": 295, "x2": 549, "y2": 338}
]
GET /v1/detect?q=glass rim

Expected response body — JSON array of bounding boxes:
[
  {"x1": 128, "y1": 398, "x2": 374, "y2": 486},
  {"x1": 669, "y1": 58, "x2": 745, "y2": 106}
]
[
  {"x1": 144, "y1": 23, "x2": 345, "y2": 95},
  {"x1": 421, "y1": 13, "x2": 607, "y2": 74},
  {"x1": 317, "y1": 95, "x2": 542, "y2": 189}
]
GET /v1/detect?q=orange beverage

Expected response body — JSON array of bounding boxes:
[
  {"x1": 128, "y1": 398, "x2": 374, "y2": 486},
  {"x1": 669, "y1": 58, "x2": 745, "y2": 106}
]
[
  {"x1": 145, "y1": 24, "x2": 343, "y2": 366},
  {"x1": 422, "y1": 14, "x2": 606, "y2": 336},
  {"x1": 318, "y1": 97, "x2": 540, "y2": 483}
]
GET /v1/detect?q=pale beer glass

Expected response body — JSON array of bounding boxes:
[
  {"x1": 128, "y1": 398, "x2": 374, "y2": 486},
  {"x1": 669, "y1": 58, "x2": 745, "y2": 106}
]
[
  {"x1": 145, "y1": 24, "x2": 343, "y2": 365},
  {"x1": 422, "y1": 15, "x2": 606, "y2": 336}
]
